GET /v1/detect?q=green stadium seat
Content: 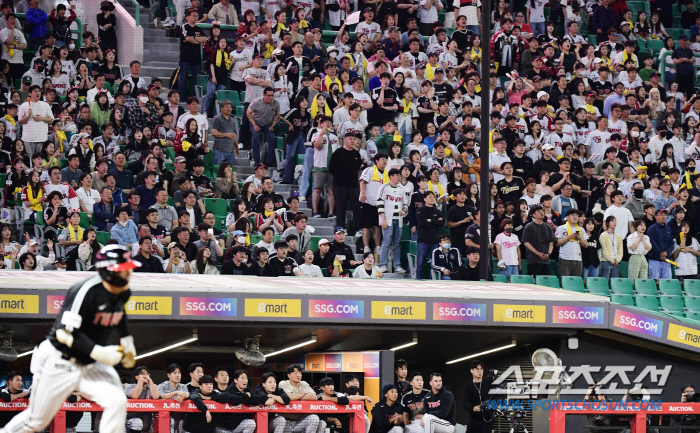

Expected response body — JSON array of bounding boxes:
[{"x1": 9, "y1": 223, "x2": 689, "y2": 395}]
[
  {"x1": 96, "y1": 231, "x2": 111, "y2": 245},
  {"x1": 587, "y1": 277, "x2": 611, "y2": 296},
  {"x1": 536, "y1": 275, "x2": 560, "y2": 288},
  {"x1": 216, "y1": 90, "x2": 240, "y2": 106},
  {"x1": 203, "y1": 150, "x2": 214, "y2": 168},
  {"x1": 610, "y1": 293, "x2": 635, "y2": 306},
  {"x1": 0, "y1": 173, "x2": 6, "y2": 190},
  {"x1": 635, "y1": 294, "x2": 660, "y2": 312},
  {"x1": 561, "y1": 276, "x2": 586, "y2": 293},
  {"x1": 685, "y1": 311, "x2": 700, "y2": 320},
  {"x1": 646, "y1": 38, "x2": 664, "y2": 56},
  {"x1": 297, "y1": 154, "x2": 305, "y2": 165},
  {"x1": 493, "y1": 274, "x2": 508, "y2": 283},
  {"x1": 610, "y1": 278, "x2": 634, "y2": 295},
  {"x1": 511, "y1": 275, "x2": 534, "y2": 284},
  {"x1": 685, "y1": 296, "x2": 700, "y2": 311},
  {"x1": 235, "y1": 106, "x2": 244, "y2": 118},
  {"x1": 634, "y1": 279, "x2": 659, "y2": 296},
  {"x1": 659, "y1": 279, "x2": 683, "y2": 296},
  {"x1": 203, "y1": 198, "x2": 228, "y2": 218},
  {"x1": 618, "y1": 260, "x2": 628, "y2": 278},
  {"x1": 164, "y1": 147, "x2": 175, "y2": 161},
  {"x1": 659, "y1": 296, "x2": 685, "y2": 315},
  {"x1": 684, "y1": 279, "x2": 700, "y2": 296},
  {"x1": 79, "y1": 212, "x2": 89, "y2": 229}
]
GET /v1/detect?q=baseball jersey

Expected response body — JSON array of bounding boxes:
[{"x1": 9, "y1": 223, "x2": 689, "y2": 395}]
[
  {"x1": 337, "y1": 119, "x2": 364, "y2": 141},
  {"x1": 47, "y1": 275, "x2": 131, "y2": 365},
  {"x1": 230, "y1": 49, "x2": 253, "y2": 83},
  {"x1": 584, "y1": 129, "x2": 611, "y2": 163},
  {"x1": 355, "y1": 22, "x2": 381, "y2": 40},
  {"x1": 607, "y1": 119, "x2": 627, "y2": 137}
]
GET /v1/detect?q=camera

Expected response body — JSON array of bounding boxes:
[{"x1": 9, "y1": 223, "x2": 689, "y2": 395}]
[
  {"x1": 686, "y1": 391, "x2": 700, "y2": 403},
  {"x1": 592, "y1": 415, "x2": 610, "y2": 427}
]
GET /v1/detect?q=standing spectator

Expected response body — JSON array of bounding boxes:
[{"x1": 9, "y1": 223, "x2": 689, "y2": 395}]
[
  {"x1": 329, "y1": 135, "x2": 363, "y2": 231},
  {"x1": 592, "y1": 0, "x2": 616, "y2": 40},
  {"x1": 18, "y1": 85, "x2": 54, "y2": 157},
  {"x1": 178, "y1": 8, "x2": 207, "y2": 100},
  {"x1": 647, "y1": 209, "x2": 675, "y2": 279},
  {"x1": 359, "y1": 153, "x2": 389, "y2": 255},
  {"x1": 415, "y1": 191, "x2": 444, "y2": 279},
  {"x1": 242, "y1": 54, "x2": 272, "y2": 146},
  {"x1": 673, "y1": 35, "x2": 696, "y2": 97},
  {"x1": 209, "y1": 0, "x2": 239, "y2": 25},
  {"x1": 49, "y1": 4, "x2": 76, "y2": 47},
  {"x1": 97, "y1": 2, "x2": 117, "y2": 58},
  {"x1": 603, "y1": 191, "x2": 635, "y2": 239},
  {"x1": 211, "y1": 100, "x2": 239, "y2": 165},
  {"x1": 377, "y1": 168, "x2": 408, "y2": 273},
  {"x1": 522, "y1": 205, "x2": 556, "y2": 275},
  {"x1": 495, "y1": 218, "x2": 522, "y2": 277},
  {"x1": 0, "y1": 14, "x2": 27, "y2": 86},
  {"x1": 446, "y1": 188, "x2": 475, "y2": 256},
  {"x1": 555, "y1": 208, "x2": 588, "y2": 277},
  {"x1": 673, "y1": 221, "x2": 700, "y2": 279},
  {"x1": 419, "y1": 0, "x2": 442, "y2": 36},
  {"x1": 246, "y1": 87, "x2": 280, "y2": 166},
  {"x1": 627, "y1": 219, "x2": 652, "y2": 279},
  {"x1": 25, "y1": 0, "x2": 48, "y2": 51},
  {"x1": 599, "y1": 215, "x2": 623, "y2": 279}
]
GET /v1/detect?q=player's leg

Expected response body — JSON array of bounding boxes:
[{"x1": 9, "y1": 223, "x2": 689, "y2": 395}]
[
  {"x1": 404, "y1": 420, "x2": 423, "y2": 433},
  {"x1": 269, "y1": 416, "x2": 286, "y2": 433},
  {"x1": 0, "y1": 341, "x2": 81, "y2": 433},
  {"x1": 231, "y1": 418, "x2": 256, "y2": 433},
  {"x1": 315, "y1": 420, "x2": 326, "y2": 433},
  {"x1": 364, "y1": 416, "x2": 370, "y2": 433},
  {"x1": 289, "y1": 414, "x2": 319, "y2": 433},
  {"x1": 76, "y1": 362, "x2": 127, "y2": 433},
  {"x1": 421, "y1": 414, "x2": 454, "y2": 433},
  {"x1": 387, "y1": 427, "x2": 404, "y2": 433}
]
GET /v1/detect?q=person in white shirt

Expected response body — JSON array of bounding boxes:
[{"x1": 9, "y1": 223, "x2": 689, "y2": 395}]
[
  {"x1": 603, "y1": 190, "x2": 635, "y2": 238},
  {"x1": 673, "y1": 220, "x2": 700, "y2": 279},
  {"x1": 0, "y1": 13, "x2": 27, "y2": 84},
  {"x1": 353, "y1": 251, "x2": 384, "y2": 278},
  {"x1": 490, "y1": 137, "x2": 511, "y2": 183},
  {"x1": 176, "y1": 97, "x2": 209, "y2": 143},
  {"x1": 298, "y1": 249, "x2": 323, "y2": 277},
  {"x1": 18, "y1": 84, "x2": 54, "y2": 157},
  {"x1": 627, "y1": 219, "x2": 651, "y2": 279},
  {"x1": 555, "y1": 208, "x2": 589, "y2": 276},
  {"x1": 354, "y1": 8, "x2": 382, "y2": 49},
  {"x1": 377, "y1": 168, "x2": 408, "y2": 273},
  {"x1": 494, "y1": 218, "x2": 521, "y2": 277},
  {"x1": 419, "y1": 0, "x2": 442, "y2": 36},
  {"x1": 584, "y1": 116, "x2": 611, "y2": 163}
]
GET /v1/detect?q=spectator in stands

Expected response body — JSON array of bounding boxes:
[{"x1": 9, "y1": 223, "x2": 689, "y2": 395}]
[
  {"x1": 264, "y1": 240, "x2": 302, "y2": 276},
  {"x1": 281, "y1": 214, "x2": 311, "y2": 252},
  {"x1": 246, "y1": 86, "x2": 280, "y2": 166},
  {"x1": 18, "y1": 85, "x2": 53, "y2": 157},
  {"x1": 164, "y1": 242, "x2": 193, "y2": 273},
  {"x1": 211, "y1": 101, "x2": 239, "y2": 165},
  {"x1": 188, "y1": 247, "x2": 219, "y2": 274},
  {"x1": 178, "y1": 8, "x2": 207, "y2": 100},
  {"x1": 133, "y1": 237, "x2": 165, "y2": 273},
  {"x1": 111, "y1": 206, "x2": 139, "y2": 248},
  {"x1": 0, "y1": 14, "x2": 26, "y2": 86},
  {"x1": 415, "y1": 190, "x2": 444, "y2": 279},
  {"x1": 555, "y1": 208, "x2": 588, "y2": 277},
  {"x1": 647, "y1": 208, "x2": 675, "y2": 279},
  {"x1": 522, "y1": 205, "x2": 555, "y2": 276},
  {"x1": 25, "y1": 0, "x2": 48, "y2": 51}
]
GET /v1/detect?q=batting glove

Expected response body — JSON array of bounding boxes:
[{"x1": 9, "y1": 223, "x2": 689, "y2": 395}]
[
  {"x1": 120, "y1": 336, "x2": 137, "y2": 368},
  {"x1": 90, "y1": 345, "x2": 123, "y2": 366}
]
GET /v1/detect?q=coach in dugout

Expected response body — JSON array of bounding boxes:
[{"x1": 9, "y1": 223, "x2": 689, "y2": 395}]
[{"x1": 462, "y1": 361, "x2": 494, "y2": 433}]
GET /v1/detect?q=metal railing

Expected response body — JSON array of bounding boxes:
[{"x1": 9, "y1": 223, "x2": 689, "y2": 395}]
[{"x1": 659, "y1": 51, "x2": 700, "y2": 87}]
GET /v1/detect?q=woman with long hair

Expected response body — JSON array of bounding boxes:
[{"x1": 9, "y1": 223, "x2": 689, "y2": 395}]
[
  {"x1": 48, "y1": 60, "x2": 69, "y2": 96},
  {"x1": 683, "y1": 117, "x2": 698, "y2": 146},
  {"x1": 215, "y1": 162, "x2": 239, "y2": 200},
  {"x1": 0, "y1": 223, "x2": 18, "y2": 258},
  {"x1": 78, "y1": 228, "x2": 102, "y2": 270},
  {"x1": 203, "y1": 23, "x2": 226, "y2": 59},
  {"x1": 202, "y1": 36, "x2": 232, "y2": 115},
  {"x1": 594, "y1": 181, "x2": 617, "y2": 213},
  {"x1": 422, "y1": 123, "x2": 439, "y2": 152},
  {"x1": 352, "y1": 251, "x2": 383, "y2": 278},
  {"x1": 465, "y1": 182, "x2": 479, "y2": 208},
  {"x1": 125, "y1": 127, "x2": 149, "y2": 162},
  {"x1": 326, "y1": 83, "x2": 341, "y2": 112},
  {"x1": 9, "y1": 139, "x2": 30, "y2": 168},
  {"x1": 255, "y1": 197, "x2": 284, "y2": 234},
  {"x1": 298, "y1": 249, "x2": 323, "y2": 277},
  {"x1": 44, "y1": 190, "x2": 69, "y2": 241},
  {"x1": 90, "y1": 91, "x2": 111, "y2": 127},
  {"x1": 387, "y1": 141, "x2": 403, "y2": 171},
  {"x1": 4, "y1": 156, "x2": 26, "y2": 206},
  {"x1": 537, "y1": 20, "x2": 560, "y2": 46},
  {"x1": 659, "y1": 36, "x2": 676, "y2": 81},
  {"x1": 272, "y1": 63, "x2": 292, "y2": 113},
  {"x1": 649, "y1": 12, "x2": 669, "y2": 40},
  {"x1": 174, "y1": 118, "x2": 208, "y2": 168},
  {"x1": 524, "y1": 120, "x2": 544, "y2": 162},
  {"x1": 71, "y1": 63, "x2": 94, "y2": 97},
  {"x1": 226, "y1": 197, "x2": 249, "y2": 232},
  {"x1": 582, "y1": 218, "x2": 601, "y2": 281},
  {"x1": 658, "y1": 142, "x2": 680, "y2": 172},
  {"x1": 41, "y1": 141, "x2": 61, "y2": 170},
  {"x1": 20, "y1": 170, "x2": 43, "y2": 222},
  {"x1": 536, "y1": 172, "x2": 554, "y2": 197},
  {"x1": 240, "y1": 181, "x2": 259, "y2": 215},
  {"x1": 190, "y1": 247, "x2": 220, "y2": 274},
  {"x1": 96, "y1": 48, "x2": 122, "y2": 85},
  {"x1": 18, "y1": 252, "x2": 37, "y2": 271}
]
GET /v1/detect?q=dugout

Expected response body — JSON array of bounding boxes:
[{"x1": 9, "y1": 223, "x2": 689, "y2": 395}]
[{"x1": 1, "y1": 271, "x2": 700, "y2": 433}]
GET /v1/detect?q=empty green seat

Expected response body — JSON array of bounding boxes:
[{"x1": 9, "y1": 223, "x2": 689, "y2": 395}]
[
  {"x1": 561, "y1": 276, "x2": 585, "y2": 293},
  {"x1": 686, "y1": 311, "x2": 700, "y2": 320},
  {"x1": 610, "y1": 294, "x2": 635, "y2": 306},
  {"x1": 685, "y1": 296, "x2": 700, "y2": 311},
  {"x1": 216, "y1": 90, "x2": 240, "y2": 106},
  {"x1": 684, "y1": 279, "x2": 700, "y2": 296},
  {"x1": 610, "y1": 278, "x2": 634, "y2": 295},
  {"x1": 511, "y1": 275, "x2": 534, "y2": 284},
  {"x1": 635, "y1": 295, "x2": 660, "y2": 312},
  {"x1": 493, "y1": 274, "x2": 508, "y2": 283},
  {"x1": 203, "y1": 198, "x2": 228, "y2": 218},
  {"x1": 659, "y1": 279, "x2": 683, "y2": 296},
  {"x1": 535, "y1": 275, "x2": 560, "y2": 289},
  {"x1": 634, "y1": 279, "x2": 659, "y2": 296},
  {"x1": 587, "y1": 277, "x2": 611, "y2": 296},
  {"x1": 659, "y1": 296, "x2": 685, "y2": 315}
]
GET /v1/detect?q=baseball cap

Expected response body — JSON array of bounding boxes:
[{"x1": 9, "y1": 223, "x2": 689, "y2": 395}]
[
  {"x1": 542, "y1": 143, "x2": 555, "y2": 151},
  {"x1": 34, "y1": 58, "x2": 47, "y2": 66},
  {"x1": 290, "y1": 17, "x2": 299, "y2": 23},
  {"x1": 254, "y1": 162, "x2": 267, "y2": 170},
  {"x1": 253, "y1": 53, "x2": 264, "y2": 59},
  {"x1": 619, "y1": 21, "x2": 630, "y2": 27},
  {"x1": 167, "y1": 242, "x2": 180, "y2": 250},
  {"x1": 593, "y1": 57, "x2": 603, "y2": 64},
  {"x1": 680, "y1": 34, "x2": 690, "y2": 41},
  {"x1": 231, "y1": 230, "x2": 245, "y2": 237},
  {"x1": 656, "y1": 209, "x2": 669, "y2": 215},
  {"x1": 363, "y1": 6, "x2": 373, "y2": 13},
  {"x1": 22, "y1": 76, "x2": 32, "y2": 84},
  {"x1": 318, "y1": 238, "x2": 330, "y2": 246},
  {"x1": 272, "y1": 48, "x2": 284, "y2": 57},
  {"x1": 586, "y1": 91, "x2": 596, "y2": 97},
  {"x1": 533, "y1": 76, "x2": 542, "y2": 82},
  {"x1": 334, "y1": 227, "x2": 347, "y2": 234},
  {"x1": 148, "y1": 83, "x2": 160, "y2": 90},
  {"x1": 536, "y1": 91, "x2": 548, "y2": 99},
  {"x1": 174, "y1": 156, "x2": 187, "y2": 163},
  {"x1": 54, "y1": 257, "x2": 67, "y2": 265},
  {"x1": 434, "y1": 67, "x2": 444, "y2": 74},
  {"x1": 640, "y1": 136, "x2": 650, "y2": 142}
]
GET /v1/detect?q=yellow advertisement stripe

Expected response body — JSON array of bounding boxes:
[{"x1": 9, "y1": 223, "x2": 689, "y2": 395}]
[
  {"x1": 244, "y1": 299, "x2": 302, "y2": 317},
  {"x1": 668, "y1": 323, "x2": 700, "y2": 349},
  {"x1": 0, "y1": 295, "x2": 39, "y2": 314},
  {"x1": 493, "y1": 304, "x2": 546, "y2": 323},
  {"x1": 370, "y1": 301, "x2": 426, "y2": 320},
  {"x1": 126, "y1": 296, "x2": 172, "y2": 315}
]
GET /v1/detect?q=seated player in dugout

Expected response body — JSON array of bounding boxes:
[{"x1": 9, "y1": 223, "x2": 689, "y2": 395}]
[
  {"x1": 253, "y1": 372, "x2": 291, "y2": 433},
  {"x1": 316, "y1": 377, "x2": 351, "y2": 432},
  {"x1": 401, "y1": 372, "x2": 429, "y2": 433},
  {"x1": 369, "y1": 384, "x2": 405, "y2": 433},
  {"x1": 344, "y1": 373, "x2": 374, "y2": 433},
  {"x1": 184, "y1": 374, "x2": 228, "y2": 433},
  {"x1": 210, "y1": 368, "x2": 257, "y2": 433}
]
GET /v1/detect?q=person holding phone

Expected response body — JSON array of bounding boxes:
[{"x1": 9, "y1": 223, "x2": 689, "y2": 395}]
[
  {"x1": 193, "y1": 223, "x2": 224, "y2": 262},
  {"x1": 163, "y1": 243, "x2": 191, "y2": 274}
]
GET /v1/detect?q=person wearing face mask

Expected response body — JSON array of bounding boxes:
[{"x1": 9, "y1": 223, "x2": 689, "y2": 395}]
[
  {"x1": 22, "y1": 57, "x2": 46, "y2": 87},
  {"x1": 431, "y1": 235, "x2": 461, "y2": 280},
  {"x1": 625, "y1": 182, "x2": 652, "y2": 220}
]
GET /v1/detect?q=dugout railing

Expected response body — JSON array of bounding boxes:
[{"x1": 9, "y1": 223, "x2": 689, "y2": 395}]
[
  {"x1": 550, "y1": 402, "x2": 700, "y2": 433},
  {"x1": 0, "y1": 399, "x2": 365, "y2": 433}
]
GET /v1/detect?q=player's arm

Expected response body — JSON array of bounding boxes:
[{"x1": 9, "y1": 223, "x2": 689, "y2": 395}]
[
  {"x1": 190, "y1": 392, "x2": 209, "y2": 412},
  {"x1": 211, "y1": 391, "x2": 230, "y2": 403}
]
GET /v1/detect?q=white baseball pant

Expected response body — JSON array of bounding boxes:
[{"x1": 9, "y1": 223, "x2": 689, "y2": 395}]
[
  {"x1": 216, "y1": 419, "x2": 256, "y2": 433},
  {"x1": 268, "y1": 416, "x2": 286, "y2": 433},
  {"x1": 365, "y1": 415, "x2": 371, "y2": 433},
  {"x1": 421, "y1": 415, "x2": 454, "y2": 433},
  {"x1": 289, "y1": 414, "x2": 320, "y2": 433},
  {"x1": 405, "y1": 420, "x2": 424, "y2": 433},
  {"x1": 0, "y1": 340, "x2": 127, "y2": 433}
]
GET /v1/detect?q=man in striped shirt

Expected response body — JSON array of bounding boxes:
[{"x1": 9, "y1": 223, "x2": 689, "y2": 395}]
[
  {"x1": 377, "y1": 168, "x2": 409, "y2": 273},
  {"x1": 359, "y1": 153, "x2": 390, "y2": 255}
]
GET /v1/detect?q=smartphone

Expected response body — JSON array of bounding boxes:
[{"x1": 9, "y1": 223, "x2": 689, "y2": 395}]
[{"x1": 208, "y1": 228, "x2": 214, "y2": 235}]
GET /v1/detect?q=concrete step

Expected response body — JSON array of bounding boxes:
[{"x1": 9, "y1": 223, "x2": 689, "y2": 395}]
[
  {"x1": 143, "y1": 52, "x2": 180, "y2": 63},
  {"x1": 144, "y1": 35, "x2": 178, "y2": 43},
  {"x1": 142, "y1": 42, "x2": 182, "y2": 52}
]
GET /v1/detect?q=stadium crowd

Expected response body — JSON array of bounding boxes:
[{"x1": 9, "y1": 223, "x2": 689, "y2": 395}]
[{"x1": 2, "y1": 0, "x2": 700, "y2": 280}]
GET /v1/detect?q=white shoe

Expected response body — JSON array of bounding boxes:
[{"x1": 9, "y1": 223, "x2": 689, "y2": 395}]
[
  {"x1": 299, "y1": 196, "x2": 306, "y2": 202},
  {"x1": 363, "y1": 246, "x2": 371, "y2": 253},
  {"x1": 374, "y1": 246, "x2": 381, "y2": 254},
  {"x1": 394, "y1": 266, "x2": 407, "y2": 274},
  {"x1": 379, "y1": 266, "x2": 388, "y2": 273}
]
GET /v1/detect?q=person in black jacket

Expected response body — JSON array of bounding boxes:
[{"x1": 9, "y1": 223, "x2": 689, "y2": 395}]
[
  {"x1": 184, "y1": 375, "x2": 230, "y2": 433},
  {"x1": 421, "y1": 373, "x2": 456, "y2": 433},
  {"x1": 461, "y1": 360, "x2": 494, "y2": 433},
  {"x1": 370, "y1": 384, "x2": 405, "y2": 433},
  {"x1": 327, "y1": 228, "x2": 361, "y2": 276},
  {"x1": 213, "y1": 369, "x2": 257, "y2": 433},
  {"x1": 263, "y1": 240, "x2": 302, "y2": 277},
  {"x1": 415, "y1": 191, "x2": 444, "y2": 280},
  {"x1": 452, "y1": 247, "x2": 494, "y2": 281},
  {"x1": 252, "y1": 373, "x2": 289, "y2": 433},
  {"x1": 317, "y1": 377, "x2": 351, "y2": 431},
  {"x1": 133, "y1": 237, "x2": 164, "y2": 273}
]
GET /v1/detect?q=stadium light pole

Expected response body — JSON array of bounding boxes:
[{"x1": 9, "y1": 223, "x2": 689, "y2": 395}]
[{"x1": 479, "y1": 0, "x2": 492, "y2": 281}]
